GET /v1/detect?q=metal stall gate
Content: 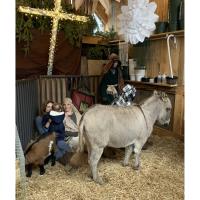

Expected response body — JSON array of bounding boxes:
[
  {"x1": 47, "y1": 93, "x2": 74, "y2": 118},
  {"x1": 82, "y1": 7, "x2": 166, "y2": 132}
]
[{"x1": 16, "y1": 79, "x2": 39, "y2": 150}]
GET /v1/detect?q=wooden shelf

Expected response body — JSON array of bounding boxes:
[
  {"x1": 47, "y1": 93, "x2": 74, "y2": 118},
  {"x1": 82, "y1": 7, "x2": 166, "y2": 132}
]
[
  {"x1": 82, "y1": 30, "x2": 184, "y2": 45},
  {"x1": 108, "y1": 39, "x2": 125, "y2": 44},
  {"x1": 82, "y1": 35, "x2": 107, "y2": 45},
  {"x1": 149, "y1": 30, "x2": 184, "y2": 40},
  {"x1": 125, "y1": 80, "x2": 177, "y2": 88},
  {"x1": 106, "y1": 30, "x2": 184, "y2": 43},
  {"x1": 126, "y1": 80, "x2": 179, "y2": 96}
]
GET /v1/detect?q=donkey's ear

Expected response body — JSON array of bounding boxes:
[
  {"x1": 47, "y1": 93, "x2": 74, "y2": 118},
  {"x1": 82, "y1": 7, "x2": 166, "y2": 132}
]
[
  {"x1": 160, "y1": 92, "x2": 168, "y2": 102},
  {"x1": 153, "y1": 90, "x2": 162, "y2": 96},
  {"x1": 161, "y1": 92, "x2": 165, "y2": 97},
  {"x1": 160, "y1": 92, "x2": 168, "y2": 98}
]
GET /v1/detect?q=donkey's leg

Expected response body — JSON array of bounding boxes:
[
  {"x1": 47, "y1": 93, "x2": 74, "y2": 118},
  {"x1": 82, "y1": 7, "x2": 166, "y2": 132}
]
[
  {"x1": 26, "y1": 164, "x2": 32, "y2": 177},
  {"x1": 123, "y1": 145, "x2": 133, "y2": 166},
  {"x1": 88, "y1": 146, "x2": 104, "y2": 184},
  {"x1": 86, "y1": 142, "x2": 91, "y2": 164},
  {"x1": 39, "y1": 164, "x2": 45, "y2": 175},
  {"x1": 133, "y1": 141, "x2": 144, "y2": 170},
  {"x1": 87, "y1": 145, "x2": 93, "y2": 179}
]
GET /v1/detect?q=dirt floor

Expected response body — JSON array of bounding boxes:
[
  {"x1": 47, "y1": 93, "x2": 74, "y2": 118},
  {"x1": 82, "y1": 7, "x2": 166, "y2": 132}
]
[{"x1": 17, "y1": 135, "x2": 184, "y2": 200}]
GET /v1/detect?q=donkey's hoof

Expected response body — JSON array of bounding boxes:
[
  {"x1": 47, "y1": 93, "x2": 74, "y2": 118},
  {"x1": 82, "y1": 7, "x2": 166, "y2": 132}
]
[
  {"x1": 122, "y1": 162, "x2": 129, "y2": 167},
  {"x1": 94, "y1": 177, "x2": 104, "y2": 185},
  {"x1": 133, "y1": 165, "x2": 140, "y2": 170}
]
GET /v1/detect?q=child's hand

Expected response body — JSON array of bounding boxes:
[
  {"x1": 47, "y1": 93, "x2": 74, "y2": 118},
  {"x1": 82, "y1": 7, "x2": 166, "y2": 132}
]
[{"x1": 45, "y1": 119, "x2": 51, "y2": 128}]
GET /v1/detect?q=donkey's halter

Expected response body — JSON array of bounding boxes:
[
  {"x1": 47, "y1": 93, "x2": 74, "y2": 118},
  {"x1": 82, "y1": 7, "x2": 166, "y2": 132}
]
[
  {"x1": 161, "y1": 97, "x2": 168, "y2": 102},
  {"x1": 136, "y1": 104, "x2": 148, "y2": 130}
]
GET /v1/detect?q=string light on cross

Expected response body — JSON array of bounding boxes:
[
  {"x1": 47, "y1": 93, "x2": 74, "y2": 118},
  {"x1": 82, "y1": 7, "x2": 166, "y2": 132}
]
[{"x1": 18, "y1": 0, "x2": 89, "y2": 75}]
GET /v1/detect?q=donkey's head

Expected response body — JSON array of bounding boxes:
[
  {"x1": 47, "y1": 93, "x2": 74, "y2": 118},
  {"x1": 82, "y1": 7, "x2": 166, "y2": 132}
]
[{"x1": 153, "y1": 90, "x2": 172, "y2": 126}]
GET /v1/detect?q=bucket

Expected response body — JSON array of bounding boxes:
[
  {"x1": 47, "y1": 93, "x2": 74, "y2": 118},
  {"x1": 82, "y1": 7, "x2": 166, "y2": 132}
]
[
  {"x1": 135, "y1": 69, "x2": 146, "y2": 76},
  {"x1": 134, "y1": 66, "x2": 146, "y2": 82},
  {"x1": 129, "y1": 74, "x2": 136, "y2": 81},
  {"x1": 135, "y1": 74, "x2": 144, "y2": 81}
]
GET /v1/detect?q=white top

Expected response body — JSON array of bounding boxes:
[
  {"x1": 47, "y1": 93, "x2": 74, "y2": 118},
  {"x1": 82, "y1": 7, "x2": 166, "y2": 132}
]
[{"x1": 50, "y1": 110, "x2": 64, "y2": 116}]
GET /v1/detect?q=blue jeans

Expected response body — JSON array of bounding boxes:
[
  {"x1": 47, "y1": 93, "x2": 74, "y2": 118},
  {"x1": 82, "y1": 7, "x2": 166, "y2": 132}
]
[
  {"x1": 55, "y1": 140, "x2": 72, "y2": 160},
  {"x1": 35, "y1": 116, "x2": 49, "y2": 135}
]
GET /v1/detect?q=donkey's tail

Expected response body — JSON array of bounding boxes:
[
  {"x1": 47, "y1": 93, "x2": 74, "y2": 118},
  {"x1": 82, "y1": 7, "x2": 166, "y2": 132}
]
[{"x1": 77, "y1": 116, "x2": 85, "y2": 153}]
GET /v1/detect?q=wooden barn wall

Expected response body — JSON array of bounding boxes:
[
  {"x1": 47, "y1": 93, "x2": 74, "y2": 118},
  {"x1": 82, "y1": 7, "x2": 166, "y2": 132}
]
[
  {"x1": 150, "y1": 0, "x2": 169, "y2": 21},
  {"x1": 121, "y1": 0, "x2": 169, "y2": 21},
  {"x1": 129, "y1": 35, "x2": 184, "y2": 138},
  {"x1": 129, "y1": 36, "x2": 184, "y2": 86}
]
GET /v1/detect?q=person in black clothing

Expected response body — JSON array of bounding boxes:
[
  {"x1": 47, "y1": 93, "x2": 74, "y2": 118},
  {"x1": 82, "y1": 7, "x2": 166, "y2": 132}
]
[{"x1": 99, "y1": 53, "x2": 124, "y2": 104}]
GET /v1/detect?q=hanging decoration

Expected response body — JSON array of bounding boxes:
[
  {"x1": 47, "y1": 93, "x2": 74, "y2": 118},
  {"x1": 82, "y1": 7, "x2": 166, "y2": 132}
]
[
  {"x1": 18, "y1": 0, "x2": 88, "y2": 76},
  {"x1": 117, "y1": 0, "x2": 159, "y2": 44}
]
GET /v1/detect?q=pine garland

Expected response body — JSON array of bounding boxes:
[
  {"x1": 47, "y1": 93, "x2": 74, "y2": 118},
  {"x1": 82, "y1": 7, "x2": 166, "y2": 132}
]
[{"x1": 16, "y1": 0, "x2": 97, "y2": 54}]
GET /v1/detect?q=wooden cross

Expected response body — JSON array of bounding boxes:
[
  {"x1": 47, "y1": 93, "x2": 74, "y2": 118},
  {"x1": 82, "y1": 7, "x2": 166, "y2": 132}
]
[{"x1": 18, "y1": 0, "x2": 89, "y2": 75}]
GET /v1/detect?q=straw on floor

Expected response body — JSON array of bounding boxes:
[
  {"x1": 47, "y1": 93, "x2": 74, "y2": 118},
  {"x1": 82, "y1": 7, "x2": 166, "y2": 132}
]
[{"x1": 16, "y1": 135, "x2": 184, "y2": 200}]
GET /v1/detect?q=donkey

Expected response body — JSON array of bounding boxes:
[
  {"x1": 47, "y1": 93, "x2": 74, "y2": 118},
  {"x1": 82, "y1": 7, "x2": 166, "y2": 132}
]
[{"x1": 78, "y1": 90, "x2": 172, "y2": 184}]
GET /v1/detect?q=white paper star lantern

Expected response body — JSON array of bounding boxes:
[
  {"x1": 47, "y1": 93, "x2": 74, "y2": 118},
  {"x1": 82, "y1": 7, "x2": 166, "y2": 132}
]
[{"x1": 118, "y1": 0, "x2": 159, "y2": 44}]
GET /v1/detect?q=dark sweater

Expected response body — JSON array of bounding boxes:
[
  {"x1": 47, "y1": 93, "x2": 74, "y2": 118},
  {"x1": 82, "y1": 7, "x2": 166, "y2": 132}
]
[
  {"x1": 41, "y1": 113, "x2": 51, "y2": 127},
  {"x1": 99, "y1": 68, "x2": 119, "y2": 104},
  {"x1": 49, "y1": 112, "x2": 65, "y2": 141}
]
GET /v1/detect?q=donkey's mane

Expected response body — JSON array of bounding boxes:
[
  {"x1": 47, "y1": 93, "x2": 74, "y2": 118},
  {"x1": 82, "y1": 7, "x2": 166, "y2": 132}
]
[{"x1": 140, "y1": 94, "x2": 159, "y2": 107}]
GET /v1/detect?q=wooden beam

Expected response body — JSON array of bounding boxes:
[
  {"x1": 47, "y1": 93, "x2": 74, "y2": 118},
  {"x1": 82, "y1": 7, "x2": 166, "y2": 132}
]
[
  {"x1": 95, "y1": 1, "x2": 108, "y2": 24},
  {"x1": 82, "y1": 35, "x2": 107, "y2": 45}
]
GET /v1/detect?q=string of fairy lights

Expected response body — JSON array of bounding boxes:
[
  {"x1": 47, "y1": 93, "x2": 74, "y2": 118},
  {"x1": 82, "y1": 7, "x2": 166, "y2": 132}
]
[{"x1": 18, "y1": 0, "x2": 89, "y2": 75}]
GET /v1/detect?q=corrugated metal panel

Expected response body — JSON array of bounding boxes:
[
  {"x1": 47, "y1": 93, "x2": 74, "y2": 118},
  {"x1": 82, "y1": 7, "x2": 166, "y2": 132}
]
[
  {"x1": 39, "y1": 77, "x2": 68, "y2": 108},
  {"x1": 39, "y1": 75, "x2": 101, "y2": 106},
  {"x1": 16, "y1": 79, "x2": 39, "y2": 150},
  {"x1": 16, "y1": 75, "x2": 101, "y2": 151}
]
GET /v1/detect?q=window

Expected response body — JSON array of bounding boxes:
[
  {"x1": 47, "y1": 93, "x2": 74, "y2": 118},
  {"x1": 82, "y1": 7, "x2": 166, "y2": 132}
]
[{"x1": 93, "y1": 13, "x2": 104, "y2": 33}]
